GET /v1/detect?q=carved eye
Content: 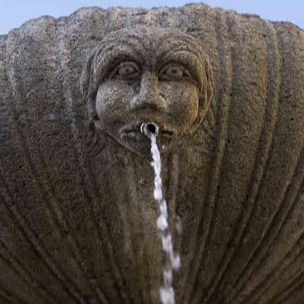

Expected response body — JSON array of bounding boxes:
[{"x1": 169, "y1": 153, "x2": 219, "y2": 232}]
[
  {"x1": 110, "y1": 61, "x2": 140, "y2": 79},
  {"x1": 160, "y1": 63, "x2": 191, "y2": 80}
]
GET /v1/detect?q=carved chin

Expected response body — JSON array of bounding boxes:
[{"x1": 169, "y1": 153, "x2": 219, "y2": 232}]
[{"x1": 118, "y1": 129, "x2": 178, "y2": 156}]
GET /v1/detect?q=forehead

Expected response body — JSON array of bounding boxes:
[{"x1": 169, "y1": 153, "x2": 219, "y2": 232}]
[
  {"x1": 96, "y1": 26, "x2": 202, "y2": 63},
  {"x1": 108, "y1": 26, "x2": 193, "y2": 44},
  {"x1": 119, "y1": 27, "x2": 190, "y2": 48}
]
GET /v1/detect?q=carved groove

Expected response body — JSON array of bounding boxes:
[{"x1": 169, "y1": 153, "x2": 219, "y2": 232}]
[
  {"x1": 242, "y1": 152, "x2": 304, "y2": 304},
  {"x1": 271, "y1": 267, "x2": 304, "y2": 304},
  {"x1": 67, "y1": 128, "x2": 115, "y2": 303},
  {"x1": 201, "y1": 21, "x2": 281, "y2": 304},
  {"x1": 0, "y1": 284, "x2": 26, "y2": 304},
  {"x1": 83, "y1": 151, "x2": 128, "y2": 303},
  {"x1": 195, "y1": 11, "x2": 234, "y2": 304},
  {"x1": 31, "y1": 126, "x2": 98, "y2": 301},
  {"x1": 0, "y1": 238, "x2": 57, "y2": 304},
  {"x1": 5, "y1": 56, "x2": 87, "y2": 303},
  {"x1": 55, "y1": 19, "x2": 114, "y2": 304},
  {"x1": 284, "y1": 281, "x2": 304, "y2": 304},
  {"x1": 94, "y1": 35, "x2": 148, "y2": 64},
  {"x1": 184, "y1": 10, "x2": 233, "y2": 304},
  {"x1": 124, "y1": 162, "x2": 150, "y2": 304},
  {"x1": 226, "y1": 25, "x2": 304, "y2": 304},
  {"x1": 0, "y1": 166, "x2": 85, "y2": 304}
]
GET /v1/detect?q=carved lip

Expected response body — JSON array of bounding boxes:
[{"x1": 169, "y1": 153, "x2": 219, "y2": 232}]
[{"x1": 120, "y1": 123, "x2": 176, "y2": 140}]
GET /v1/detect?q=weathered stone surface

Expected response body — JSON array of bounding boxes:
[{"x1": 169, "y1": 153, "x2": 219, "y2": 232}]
[{"x1": 0, "y1": 4, "x2": 304, "y2": 304}]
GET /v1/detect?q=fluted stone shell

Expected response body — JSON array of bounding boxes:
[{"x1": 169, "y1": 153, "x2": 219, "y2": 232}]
[{"x1": 0, "y1": 3, "x2": 304, "y2": 304}]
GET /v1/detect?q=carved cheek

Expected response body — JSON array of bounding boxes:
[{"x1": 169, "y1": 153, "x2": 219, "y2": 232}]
[
  {"x1": 179, "y1": 87, "x2": 199, "y2": 126},
  {"x1": 165, "y1": 84, "x2": 199, "y2": 129},
  {"x1": 95, "y1": 82, "x2": 134, "y2": 124}
]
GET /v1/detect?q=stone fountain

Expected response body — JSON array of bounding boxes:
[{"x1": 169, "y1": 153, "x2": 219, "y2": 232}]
[{"x1": 0, "y1": 4, "x2": 303, "y2": 304}]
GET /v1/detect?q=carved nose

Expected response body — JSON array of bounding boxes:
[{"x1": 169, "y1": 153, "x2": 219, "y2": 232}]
[{"x1": 131, "y1": 73, "x2": 168, "y2": 112}]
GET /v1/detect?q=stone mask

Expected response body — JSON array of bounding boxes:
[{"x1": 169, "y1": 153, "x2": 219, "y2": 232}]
[{"x1": 81, "y1": 26, "x2": 213, "y2": 155}]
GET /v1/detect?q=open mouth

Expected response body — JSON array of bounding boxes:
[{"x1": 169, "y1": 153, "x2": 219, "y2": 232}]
[{"x1": 120, "y1": 123, "x2": 175, "y2": 140}]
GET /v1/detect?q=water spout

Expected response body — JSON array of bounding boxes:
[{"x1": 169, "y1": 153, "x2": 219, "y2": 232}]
[
  {"x1": 140, "y1": 122, "x2": 159, "y2": 138},
  {"x1": 140, "y1": 122, "x2": 180, "y2": 304}
]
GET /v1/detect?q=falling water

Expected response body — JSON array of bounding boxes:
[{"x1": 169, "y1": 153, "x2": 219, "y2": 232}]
[{"x1": 141, "y1": 123, "x2": 181, "y2": 304}]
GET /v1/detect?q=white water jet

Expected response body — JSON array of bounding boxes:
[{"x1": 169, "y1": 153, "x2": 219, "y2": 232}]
[{"x1": 141, "y1": 123, "x2": 181, "y2": 304}]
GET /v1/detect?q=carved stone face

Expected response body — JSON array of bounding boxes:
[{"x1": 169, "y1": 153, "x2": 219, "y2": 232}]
[{"x1": 81, "y1": 26, "x2": 213, "y2": 155}]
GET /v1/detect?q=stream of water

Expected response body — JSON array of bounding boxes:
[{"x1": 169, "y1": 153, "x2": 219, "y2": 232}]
[{"x1": 148, "y1": 132, "x2": 181, "y2": 304}]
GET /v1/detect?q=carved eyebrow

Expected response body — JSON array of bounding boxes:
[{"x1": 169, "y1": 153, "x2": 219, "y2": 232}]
[
  {"x1": 93, "y1": 42, "x2": 145, "y2": 82},
  {"x1": 157, "y1": 50, "x2": 204, "y2": 84}
]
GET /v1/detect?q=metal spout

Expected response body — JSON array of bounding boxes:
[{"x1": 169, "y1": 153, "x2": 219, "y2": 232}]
[{"x1": 140, "y1": 122, "x2": 159, "y2": 138}]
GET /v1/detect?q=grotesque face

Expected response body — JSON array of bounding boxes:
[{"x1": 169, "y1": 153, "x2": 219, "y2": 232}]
[{"x1": 81, "y1": 26, "x2": 213, "y2": 155}]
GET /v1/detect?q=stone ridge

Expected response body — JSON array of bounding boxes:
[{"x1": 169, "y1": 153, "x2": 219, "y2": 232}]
[
  {"x1": 2, "y1": 3, "x2": 303, "y2": 38},
  {"x1": 0, "y1": 4, "x2": 303, "y2": 304}
]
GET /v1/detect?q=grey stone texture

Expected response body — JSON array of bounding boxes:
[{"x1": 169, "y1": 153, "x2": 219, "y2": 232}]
[{"x1": 0, "y1": 3, "x2": 304, "y2": 304}]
